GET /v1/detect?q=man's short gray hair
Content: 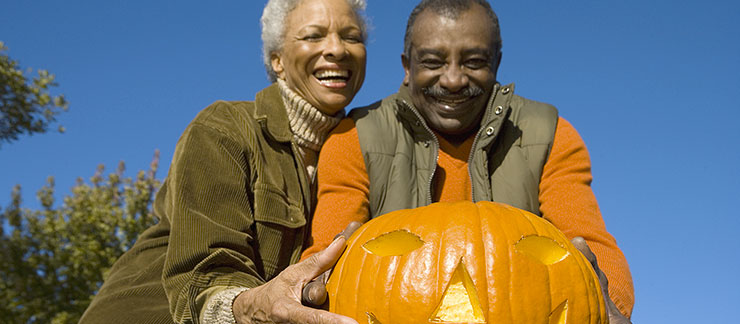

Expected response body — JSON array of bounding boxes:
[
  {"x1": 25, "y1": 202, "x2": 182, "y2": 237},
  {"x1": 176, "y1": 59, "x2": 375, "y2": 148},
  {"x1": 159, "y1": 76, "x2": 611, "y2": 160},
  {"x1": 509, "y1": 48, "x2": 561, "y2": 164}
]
[
  {"x1": 261, "y1": 0, "x2": 368, "y2": 82},
  {"x1": 403, "y1": 0, "x2": 501, "y2": 60}
]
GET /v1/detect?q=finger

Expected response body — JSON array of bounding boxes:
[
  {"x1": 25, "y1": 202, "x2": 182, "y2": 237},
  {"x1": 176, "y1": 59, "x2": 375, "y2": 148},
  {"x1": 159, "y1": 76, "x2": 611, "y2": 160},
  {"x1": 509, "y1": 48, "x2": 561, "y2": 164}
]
[
  {"x1": 571, "y1": 236, "x2": 598, "y2": 268},
  {"x1": 302, "y1": 227, "x2": 358, "y2": 307},
  {"x1": 286, "y1": 303, "x2": 358, "y2": 324},
  {"x1": 302, "y1": 280, "x2": 328, "y2": 307},
  {"x1": 292, "y1": 235, "x2": 347, "y2": 282},
  {"x1": 339, "y1": 221, "x2": 362, "y2": 240},
  {"x1": 570, "y1": 237, "x2": 625, "y2": 321}
]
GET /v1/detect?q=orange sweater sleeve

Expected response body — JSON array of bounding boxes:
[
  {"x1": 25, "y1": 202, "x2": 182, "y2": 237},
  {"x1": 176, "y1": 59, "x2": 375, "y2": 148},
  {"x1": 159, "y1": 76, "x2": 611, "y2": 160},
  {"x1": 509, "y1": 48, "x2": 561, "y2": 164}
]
[
  {"x1": 301, "y1": 118, "x2": 369, "y2": 259},
  {"x1": 540, "y1": 117, "x2": 634, "y2": 317}
]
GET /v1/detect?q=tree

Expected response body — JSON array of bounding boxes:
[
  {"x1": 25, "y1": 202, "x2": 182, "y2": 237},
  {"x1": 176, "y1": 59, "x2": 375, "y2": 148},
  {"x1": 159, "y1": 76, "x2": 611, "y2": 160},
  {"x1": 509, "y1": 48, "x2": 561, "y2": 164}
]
[
  {"x1": 0, "y1": 152, "x2": 161, "y2": 324},
  {"x1": 0, "y1": 41, "x2": 68, "y2": 147}
]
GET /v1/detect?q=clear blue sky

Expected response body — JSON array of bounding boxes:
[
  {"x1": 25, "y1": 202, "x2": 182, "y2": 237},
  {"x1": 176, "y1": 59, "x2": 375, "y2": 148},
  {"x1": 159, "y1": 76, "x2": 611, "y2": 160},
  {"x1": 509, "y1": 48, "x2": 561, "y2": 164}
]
[{"x1": 2, "y1": 0, "x2": 739, "y2": 322}]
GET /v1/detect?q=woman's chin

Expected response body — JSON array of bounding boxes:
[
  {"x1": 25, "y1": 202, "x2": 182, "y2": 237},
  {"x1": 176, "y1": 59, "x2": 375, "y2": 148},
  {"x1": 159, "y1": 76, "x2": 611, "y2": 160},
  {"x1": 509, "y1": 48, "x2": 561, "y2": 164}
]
[{"x1": 310, "y1": 94, "x2": 355, "y2": 115}]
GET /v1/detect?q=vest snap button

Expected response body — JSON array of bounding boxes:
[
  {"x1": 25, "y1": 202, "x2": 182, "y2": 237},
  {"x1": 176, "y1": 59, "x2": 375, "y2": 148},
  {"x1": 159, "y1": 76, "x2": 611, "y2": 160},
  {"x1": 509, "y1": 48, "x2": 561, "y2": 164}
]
[
  {"x1": 502, "y1": 87, "x2": 510, "y2": 94},
  {"x1": 495, "y1": 106, "x2": 503, "y2": 115},
  {"x1": 486, "y1": 127, "x2": 495, "y2": 136}
]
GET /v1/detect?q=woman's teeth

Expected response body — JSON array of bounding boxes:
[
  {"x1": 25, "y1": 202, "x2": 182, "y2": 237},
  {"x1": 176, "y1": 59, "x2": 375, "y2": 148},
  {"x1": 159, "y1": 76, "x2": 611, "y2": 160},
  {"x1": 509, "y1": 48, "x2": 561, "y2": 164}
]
[{"x1": 315, "y1": 70, "x2": 349, "y2": 81}]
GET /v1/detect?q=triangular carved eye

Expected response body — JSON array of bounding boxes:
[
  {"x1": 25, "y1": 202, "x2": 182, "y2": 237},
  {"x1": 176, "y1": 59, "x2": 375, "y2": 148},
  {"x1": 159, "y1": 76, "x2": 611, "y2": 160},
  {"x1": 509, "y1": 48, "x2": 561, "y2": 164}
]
[
  {"x1": 515, "y1": 235, "x2": 569, "y2": 265},
  {"x1": 362, "y1": 229, "x2": 424, "y2": 256},
  {"x1": 429, "y1": 260, "x2": 486, "y2": 323},
  {"x1": 549, "y1": 300, "x2": 568, "y2": 324}
]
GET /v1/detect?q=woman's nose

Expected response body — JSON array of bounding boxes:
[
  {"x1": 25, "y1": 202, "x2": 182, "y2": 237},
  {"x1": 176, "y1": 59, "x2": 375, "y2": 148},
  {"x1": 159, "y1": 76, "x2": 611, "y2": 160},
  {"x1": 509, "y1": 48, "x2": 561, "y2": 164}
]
[{"x1": 323, "y1": 34, "x2": 347, "y2": 60}]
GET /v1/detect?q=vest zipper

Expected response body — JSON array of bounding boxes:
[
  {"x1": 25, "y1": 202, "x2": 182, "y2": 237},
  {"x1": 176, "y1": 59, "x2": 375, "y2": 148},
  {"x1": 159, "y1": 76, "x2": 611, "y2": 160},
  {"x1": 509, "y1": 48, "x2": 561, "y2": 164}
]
[
  {"x1": 467, "y1": 128, "x2": 483, "y2": 202},
  {"x1": 466, "y1": 83, "x2": 499, "y2": 202},
  {"x1": 400, "y1": 100, "x2": 439, "y2": 204}
]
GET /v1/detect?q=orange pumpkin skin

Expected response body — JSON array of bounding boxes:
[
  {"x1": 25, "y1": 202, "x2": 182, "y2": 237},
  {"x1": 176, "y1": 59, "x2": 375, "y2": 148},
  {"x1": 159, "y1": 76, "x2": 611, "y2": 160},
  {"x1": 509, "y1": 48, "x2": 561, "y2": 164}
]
[{"x1": 327, "y1": 201, "x2": 607, "y2": 324}]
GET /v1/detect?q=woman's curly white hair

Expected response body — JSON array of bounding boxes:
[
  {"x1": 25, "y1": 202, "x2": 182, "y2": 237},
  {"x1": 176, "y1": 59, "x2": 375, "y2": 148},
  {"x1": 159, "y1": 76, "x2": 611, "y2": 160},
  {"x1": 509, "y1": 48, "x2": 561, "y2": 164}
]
[{"x1": 261, "y1": 0, "x2": 368, "y2": 82}]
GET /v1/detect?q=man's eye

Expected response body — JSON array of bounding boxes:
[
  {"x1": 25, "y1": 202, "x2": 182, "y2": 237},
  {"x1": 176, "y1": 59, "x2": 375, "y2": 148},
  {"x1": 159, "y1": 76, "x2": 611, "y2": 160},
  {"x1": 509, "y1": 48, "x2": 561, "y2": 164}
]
[
  {"x1": 421, "y1": 60, "x2": 444, "y2": 69},
  {"x1": 464, "y1": 59, "x2": 489, "y2": 69}
]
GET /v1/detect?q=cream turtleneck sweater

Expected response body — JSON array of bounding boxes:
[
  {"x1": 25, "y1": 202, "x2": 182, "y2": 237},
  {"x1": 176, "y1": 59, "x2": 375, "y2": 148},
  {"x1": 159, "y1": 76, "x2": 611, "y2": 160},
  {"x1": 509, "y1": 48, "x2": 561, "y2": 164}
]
[{"x1": 201, "y1": 80, "x2": 345, "y2": 323}]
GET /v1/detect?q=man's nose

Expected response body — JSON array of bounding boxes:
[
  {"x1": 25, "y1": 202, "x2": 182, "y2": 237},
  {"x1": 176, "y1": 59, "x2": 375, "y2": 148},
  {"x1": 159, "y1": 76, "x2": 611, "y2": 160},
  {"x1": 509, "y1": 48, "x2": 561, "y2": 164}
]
[{"x1": 439, "y1": 65, "x2": 469, "y2": 93}]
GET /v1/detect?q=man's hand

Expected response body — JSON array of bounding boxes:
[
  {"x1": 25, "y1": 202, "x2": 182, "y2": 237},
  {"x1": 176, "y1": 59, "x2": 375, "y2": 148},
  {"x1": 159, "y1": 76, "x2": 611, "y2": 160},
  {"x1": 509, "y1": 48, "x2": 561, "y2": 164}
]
[
  {"x1": 571, "y1": 237, "x2": 631, "y2": 324},
  {"x1": 302, "y1": 221, "x2": 363, "y2": 308},
  {"x1": 232, "y1": 235, "x2": 358, "y2": 324}
]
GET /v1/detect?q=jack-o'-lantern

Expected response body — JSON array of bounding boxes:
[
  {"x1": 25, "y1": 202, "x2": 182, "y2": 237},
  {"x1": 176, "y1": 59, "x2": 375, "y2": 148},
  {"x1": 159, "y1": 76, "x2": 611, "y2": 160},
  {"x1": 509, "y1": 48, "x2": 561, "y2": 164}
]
[{"x1": 326, "y1": 201, "x2": 607, "y2": 324}]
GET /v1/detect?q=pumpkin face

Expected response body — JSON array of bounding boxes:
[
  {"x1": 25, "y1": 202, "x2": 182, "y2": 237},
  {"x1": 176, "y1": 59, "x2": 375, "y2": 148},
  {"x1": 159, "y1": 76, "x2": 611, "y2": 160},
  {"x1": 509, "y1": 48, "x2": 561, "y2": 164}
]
[{"x1": 326, "y1": 201, "x2": 607, "y2": 324}]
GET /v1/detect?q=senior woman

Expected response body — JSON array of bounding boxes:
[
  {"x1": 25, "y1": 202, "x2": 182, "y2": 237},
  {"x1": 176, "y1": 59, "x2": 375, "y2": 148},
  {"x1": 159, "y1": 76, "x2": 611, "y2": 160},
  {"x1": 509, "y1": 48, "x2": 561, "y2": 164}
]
[{"x1": 79, "y1": 0, "x2": 366, "y2": 323}]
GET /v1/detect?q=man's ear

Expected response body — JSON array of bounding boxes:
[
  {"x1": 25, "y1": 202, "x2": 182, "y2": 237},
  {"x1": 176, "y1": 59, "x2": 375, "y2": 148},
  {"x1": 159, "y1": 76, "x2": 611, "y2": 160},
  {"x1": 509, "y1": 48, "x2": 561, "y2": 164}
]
[
  {"x1": 271, "y1": 53, "x2": 285, "y2": 80},
  {"x1": 401, "y1": 54, "x2": 410, "y2": 86}
]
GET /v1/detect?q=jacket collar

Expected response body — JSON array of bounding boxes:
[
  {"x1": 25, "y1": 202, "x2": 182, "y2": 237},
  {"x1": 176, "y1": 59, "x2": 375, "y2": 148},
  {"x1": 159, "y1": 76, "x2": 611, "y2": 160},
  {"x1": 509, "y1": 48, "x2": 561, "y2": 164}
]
[{"x1": 254, "y1": 83, "x2": 293, "y2": 143}]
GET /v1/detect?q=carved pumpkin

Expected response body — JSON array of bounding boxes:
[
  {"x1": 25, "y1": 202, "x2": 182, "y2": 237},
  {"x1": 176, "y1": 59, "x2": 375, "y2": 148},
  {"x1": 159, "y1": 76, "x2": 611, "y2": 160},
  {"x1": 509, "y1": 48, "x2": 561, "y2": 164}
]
[{"x1": 326, "y1": 201, "x2": 607, "y2": 324}]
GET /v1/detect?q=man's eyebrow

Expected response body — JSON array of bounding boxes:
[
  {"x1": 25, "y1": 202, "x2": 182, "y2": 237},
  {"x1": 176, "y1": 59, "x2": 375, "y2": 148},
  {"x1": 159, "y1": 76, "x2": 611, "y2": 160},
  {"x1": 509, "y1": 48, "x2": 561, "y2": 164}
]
[
  {"x1": 414, "y1": 48, "x2": 445, "y2": 57},
  {"x1": 462, "y1": 48, "x2": 493, "y2": 57}
]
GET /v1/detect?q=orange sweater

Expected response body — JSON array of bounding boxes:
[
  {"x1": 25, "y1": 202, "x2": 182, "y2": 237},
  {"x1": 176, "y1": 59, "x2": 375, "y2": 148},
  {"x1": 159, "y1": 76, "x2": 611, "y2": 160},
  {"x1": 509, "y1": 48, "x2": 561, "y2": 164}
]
[{"x1": 303, "y1": 117, "x2": 634, "y2": 317}]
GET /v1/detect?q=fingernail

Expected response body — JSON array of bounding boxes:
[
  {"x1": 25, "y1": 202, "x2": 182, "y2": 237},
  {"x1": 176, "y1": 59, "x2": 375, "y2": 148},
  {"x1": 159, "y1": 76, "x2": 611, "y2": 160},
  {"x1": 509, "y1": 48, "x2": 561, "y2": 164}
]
[{"x1": 331, "y1": 235, "x2": 345, "y2": 246}]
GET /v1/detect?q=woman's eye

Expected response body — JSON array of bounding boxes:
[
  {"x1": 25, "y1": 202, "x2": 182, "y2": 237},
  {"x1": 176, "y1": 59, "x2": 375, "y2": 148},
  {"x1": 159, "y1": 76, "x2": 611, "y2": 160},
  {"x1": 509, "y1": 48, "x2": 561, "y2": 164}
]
[
  {"x1": 343, "y1": 35, "x2": 364, "y2": 44},
  {"x1": 302, "y1": 34, "x2": 323, "y2": 41}
]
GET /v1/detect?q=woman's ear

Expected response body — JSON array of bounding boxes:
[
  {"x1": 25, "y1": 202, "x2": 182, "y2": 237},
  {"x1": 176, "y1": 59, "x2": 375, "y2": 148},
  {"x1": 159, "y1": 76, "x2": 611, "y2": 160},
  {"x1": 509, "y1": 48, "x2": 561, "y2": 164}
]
[{"x1": 270, "y1": 53, "x2": 285, "y2": 80}]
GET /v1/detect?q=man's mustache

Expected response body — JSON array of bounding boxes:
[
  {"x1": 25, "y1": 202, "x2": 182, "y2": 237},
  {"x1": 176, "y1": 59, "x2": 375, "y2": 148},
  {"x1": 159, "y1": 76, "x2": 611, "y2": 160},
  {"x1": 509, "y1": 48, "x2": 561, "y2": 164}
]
[{"x1": 422, "y1": 85, "x2": 484, "y2": 98}]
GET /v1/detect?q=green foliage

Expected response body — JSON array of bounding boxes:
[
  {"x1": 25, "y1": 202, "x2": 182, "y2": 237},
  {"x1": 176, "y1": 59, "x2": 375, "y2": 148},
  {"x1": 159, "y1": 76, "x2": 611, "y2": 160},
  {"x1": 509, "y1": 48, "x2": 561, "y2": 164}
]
[
  {"x1": 0, "y1": 152, "x2": 161, "y2": 323},
  {"x1": 0, "y1": 41, "x2": 69, "y2": 147}
]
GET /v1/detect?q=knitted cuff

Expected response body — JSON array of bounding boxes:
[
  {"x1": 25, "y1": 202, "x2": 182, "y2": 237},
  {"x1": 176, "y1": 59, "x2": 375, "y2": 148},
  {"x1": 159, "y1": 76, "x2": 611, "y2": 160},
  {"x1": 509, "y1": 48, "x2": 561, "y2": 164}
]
[{"x1": 202, "y1": 287, "x2": 250, "y2": 324}]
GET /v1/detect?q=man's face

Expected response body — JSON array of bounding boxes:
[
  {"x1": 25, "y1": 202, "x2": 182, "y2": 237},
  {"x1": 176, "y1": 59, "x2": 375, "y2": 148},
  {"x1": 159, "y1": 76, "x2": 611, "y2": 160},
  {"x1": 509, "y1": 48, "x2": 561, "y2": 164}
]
[{"x1": 402, "y1": 5, "x2": 500, "y2": 136}]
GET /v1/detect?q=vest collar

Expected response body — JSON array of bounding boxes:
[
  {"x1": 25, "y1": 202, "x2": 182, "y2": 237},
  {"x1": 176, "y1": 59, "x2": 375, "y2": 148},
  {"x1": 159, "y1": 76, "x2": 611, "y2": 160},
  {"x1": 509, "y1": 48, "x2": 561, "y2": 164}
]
[
  {"x1": 254, "y1": 83, "x2": 293, "y2": 143},
  {"x1": 474, "y1": 83, "x2": 515, "y2": 150}
]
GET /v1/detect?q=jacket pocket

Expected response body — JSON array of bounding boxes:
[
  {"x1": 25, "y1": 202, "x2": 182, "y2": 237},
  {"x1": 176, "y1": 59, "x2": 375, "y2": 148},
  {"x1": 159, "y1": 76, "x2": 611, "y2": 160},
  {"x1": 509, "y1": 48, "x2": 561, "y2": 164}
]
[{"x1": 252, "y1": 183, "x2": 306, "y2": 279}]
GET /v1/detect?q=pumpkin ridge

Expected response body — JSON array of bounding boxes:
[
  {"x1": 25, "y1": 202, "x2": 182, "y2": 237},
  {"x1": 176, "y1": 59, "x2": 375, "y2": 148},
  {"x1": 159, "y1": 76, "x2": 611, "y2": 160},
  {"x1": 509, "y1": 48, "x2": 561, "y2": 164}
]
[
  {"x1": 488, "y1": 203, "x2": 515, "y2": 323},
  {"x1": 473, "y1": 201, "x2": 490, "y2": 323},
  {"x1": 518, "y1": 206, "x2": 556, "y2": 321}
]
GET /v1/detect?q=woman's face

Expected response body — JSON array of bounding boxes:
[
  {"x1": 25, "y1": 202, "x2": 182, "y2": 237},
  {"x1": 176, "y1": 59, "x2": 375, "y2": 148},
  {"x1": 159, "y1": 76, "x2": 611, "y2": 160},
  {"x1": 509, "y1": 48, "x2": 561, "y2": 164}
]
[{"x1": 271, "y1": 0, "x2": 366, "y2": 115}]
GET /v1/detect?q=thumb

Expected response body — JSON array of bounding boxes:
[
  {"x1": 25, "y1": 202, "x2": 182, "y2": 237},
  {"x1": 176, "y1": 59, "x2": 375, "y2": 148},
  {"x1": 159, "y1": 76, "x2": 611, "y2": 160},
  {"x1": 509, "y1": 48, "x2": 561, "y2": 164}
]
[{"x1": 571, "y1": 236, "x2": 600, "y2": 271}]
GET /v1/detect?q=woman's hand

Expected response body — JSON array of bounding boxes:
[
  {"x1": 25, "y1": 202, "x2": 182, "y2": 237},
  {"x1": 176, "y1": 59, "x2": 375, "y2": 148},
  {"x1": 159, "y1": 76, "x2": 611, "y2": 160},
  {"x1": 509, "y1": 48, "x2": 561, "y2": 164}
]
[
  {"x1": 232, "y1": 234, "x2": 358, "y2": 324},
  {"x1": 571, "y1": 237, "x2": 632, "y2": 324}
]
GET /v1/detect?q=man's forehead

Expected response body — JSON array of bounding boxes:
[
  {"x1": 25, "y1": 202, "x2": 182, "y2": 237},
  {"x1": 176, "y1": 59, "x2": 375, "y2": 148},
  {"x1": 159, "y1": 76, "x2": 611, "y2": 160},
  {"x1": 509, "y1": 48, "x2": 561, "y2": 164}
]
[{"x1": 408, "y1": 9, "x2": 496, "y2": 57}]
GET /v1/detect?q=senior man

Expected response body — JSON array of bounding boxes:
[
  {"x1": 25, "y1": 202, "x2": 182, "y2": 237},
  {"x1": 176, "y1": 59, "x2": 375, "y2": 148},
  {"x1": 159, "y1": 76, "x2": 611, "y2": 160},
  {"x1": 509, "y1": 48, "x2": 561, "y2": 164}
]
[{"x1": 303, "y1": 0, "x2": 634, "y2": 322}]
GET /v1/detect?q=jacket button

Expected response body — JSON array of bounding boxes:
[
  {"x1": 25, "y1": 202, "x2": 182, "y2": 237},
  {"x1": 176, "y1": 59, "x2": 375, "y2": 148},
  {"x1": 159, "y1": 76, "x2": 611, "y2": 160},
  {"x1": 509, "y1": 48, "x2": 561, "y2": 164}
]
[
  {"x1": 486, "y1": 127, "x2": 495, "y2": 136},
  {"x1": 495, "y1": 106, "x2": 503, "y2": 115},
  {"x1": 415, "y1": 120, "x2": 421, "y2": 126},
  {"x1": 424, "y1": 141, "x2": 430, "y2": 147},
  {"x1": 502, "y1": 87, "x2": 510, "y2": 94}
]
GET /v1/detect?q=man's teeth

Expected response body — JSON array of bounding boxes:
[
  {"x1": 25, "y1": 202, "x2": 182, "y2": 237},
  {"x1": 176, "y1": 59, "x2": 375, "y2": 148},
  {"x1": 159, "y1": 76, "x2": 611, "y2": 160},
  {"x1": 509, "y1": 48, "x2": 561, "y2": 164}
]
[{"x1": 315, "y1": 70, "x2": 349, "y2": 80}]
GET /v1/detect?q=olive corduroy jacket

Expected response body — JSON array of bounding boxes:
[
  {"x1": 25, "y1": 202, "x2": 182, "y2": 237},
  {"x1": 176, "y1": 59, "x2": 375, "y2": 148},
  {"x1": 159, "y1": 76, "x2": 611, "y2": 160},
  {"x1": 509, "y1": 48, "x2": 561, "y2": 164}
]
[{"x1": 80, "y1": 84, "x2": 312, "y2": 324}]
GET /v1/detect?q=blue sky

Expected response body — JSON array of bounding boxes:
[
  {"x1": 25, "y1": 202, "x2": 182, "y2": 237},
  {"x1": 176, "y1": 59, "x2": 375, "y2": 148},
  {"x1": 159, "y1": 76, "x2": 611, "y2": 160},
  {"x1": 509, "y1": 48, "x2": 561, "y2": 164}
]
[{"x1": 2, "y1": 0, "x2": 739, "y2": 322}]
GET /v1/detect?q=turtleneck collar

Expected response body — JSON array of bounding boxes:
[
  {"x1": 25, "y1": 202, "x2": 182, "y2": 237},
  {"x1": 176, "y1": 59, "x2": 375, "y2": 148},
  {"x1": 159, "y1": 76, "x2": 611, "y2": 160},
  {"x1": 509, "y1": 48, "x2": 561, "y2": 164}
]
[{"x1": 277, "y1": 79, "x2": 344, "y2": 152}]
